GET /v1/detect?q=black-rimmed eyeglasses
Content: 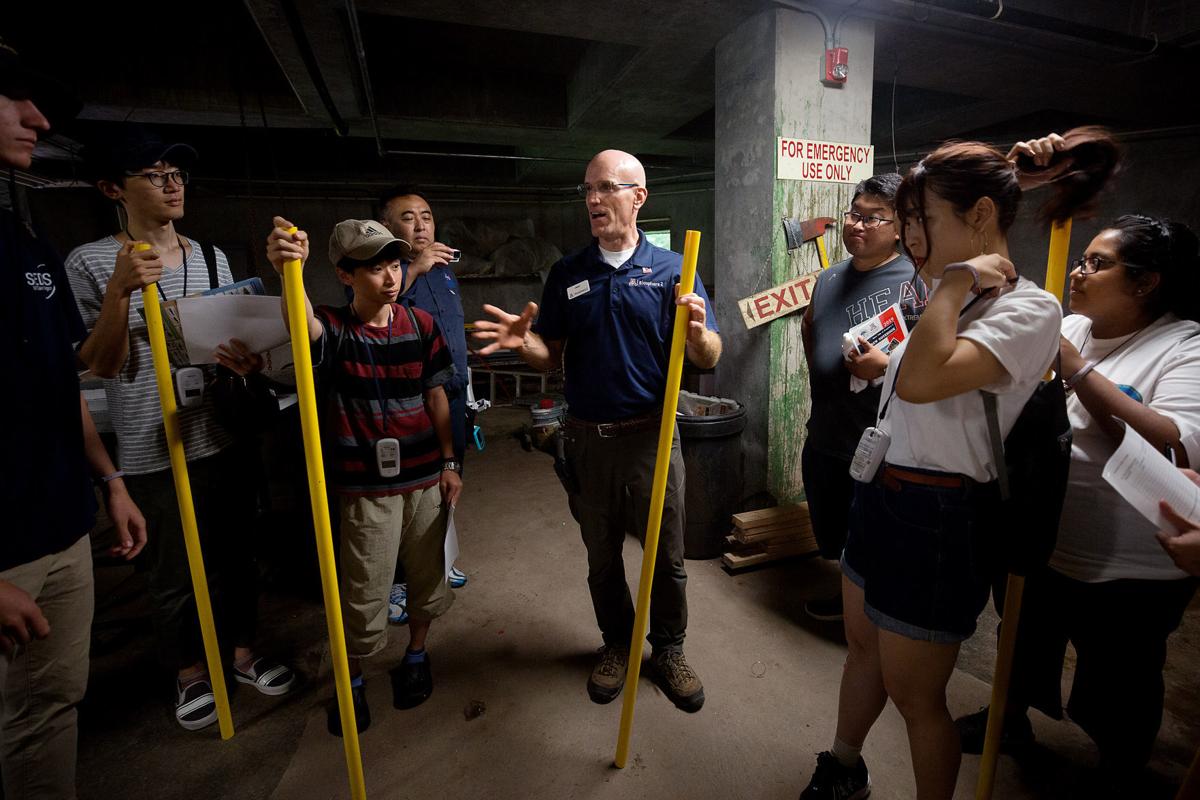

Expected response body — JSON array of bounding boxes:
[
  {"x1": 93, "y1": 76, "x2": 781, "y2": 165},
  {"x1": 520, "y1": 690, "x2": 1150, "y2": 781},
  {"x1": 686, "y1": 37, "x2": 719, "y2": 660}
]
[
  {"x1": 577, "y1": 181, "x2": 639, "y2": 198},
  {"x1": 842, "y1": 210, "x2": 893, "y2": 230},
  {"x1": 1071, "y1": 254, "x2": 1149, "y2": 275},
  {"x1": 125, "y1": 170, "x2": 189, "y2": 188}
]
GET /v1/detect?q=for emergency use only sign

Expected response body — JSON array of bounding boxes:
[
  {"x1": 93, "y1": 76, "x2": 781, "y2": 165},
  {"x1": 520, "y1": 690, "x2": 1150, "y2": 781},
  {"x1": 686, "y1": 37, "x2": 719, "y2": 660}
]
[{"x1": 777, "y1": 137, "x2": 874, "y2": 184}]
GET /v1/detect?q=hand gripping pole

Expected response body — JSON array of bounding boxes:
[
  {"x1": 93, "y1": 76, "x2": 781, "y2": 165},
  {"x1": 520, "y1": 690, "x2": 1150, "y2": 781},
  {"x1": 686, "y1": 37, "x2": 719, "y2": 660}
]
[
  {"x1": 137, "y1": 242, "x2": 233, "y2": 740},
  {"x1": 613, "y1": 230, "x2": 701, "y2": 769}
]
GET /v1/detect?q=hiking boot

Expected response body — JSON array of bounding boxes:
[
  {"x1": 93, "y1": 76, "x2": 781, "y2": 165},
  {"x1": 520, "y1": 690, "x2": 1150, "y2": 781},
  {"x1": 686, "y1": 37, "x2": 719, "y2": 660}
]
[
  {"x1": 327, "y1": 683, "x2": 370, "y2": 737},
  {"x1": 800, "y1": 751, "x2": 871, "y2": 800},
  {"x1": 651, "y1": 647, "x2": 705, "y2": 713},
  {"x1": 805, "y1": 593, "x2": 844, "y2": 622},
  {"x1": 956, "y1": 705, "x2": 1034, "y2": 755},
  {"x1": 587, "y1": 645, "x2": 628, "y2": 704},
  {"x1": 391, "y1": 653, "x2": 433, "y2": 710}
]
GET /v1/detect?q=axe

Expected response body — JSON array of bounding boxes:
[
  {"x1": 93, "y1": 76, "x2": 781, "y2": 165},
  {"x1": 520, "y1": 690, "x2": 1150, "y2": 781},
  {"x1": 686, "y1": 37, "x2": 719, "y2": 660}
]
[{"x1": 782, "y1": 216, "x2": 837, "y2": 269}]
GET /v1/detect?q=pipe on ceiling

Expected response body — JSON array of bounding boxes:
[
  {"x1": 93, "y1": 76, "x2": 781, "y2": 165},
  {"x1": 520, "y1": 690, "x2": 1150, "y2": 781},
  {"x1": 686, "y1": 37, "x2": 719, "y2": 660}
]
[
  {"x1": 273, "y1": 0, "x2": 350, "y2": 136},
  {"x1": 344, "y1": 0, "x2": 385, "y2": 157}
]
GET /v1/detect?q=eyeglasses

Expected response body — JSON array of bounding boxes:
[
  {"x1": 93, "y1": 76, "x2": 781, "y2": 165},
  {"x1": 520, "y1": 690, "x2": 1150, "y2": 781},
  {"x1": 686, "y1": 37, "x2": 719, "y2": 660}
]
[
  {"x1": 842, "y1": 210, "x2": 894, "y2": 230},
  {"x1": 125, "y1": 169, "x2": 189, "y2": 188},
  {"x1": 1071, "y1": 254, "x2": 1149, "y2": 275},
  {"x1": 577, "y1": 181, "x2": 639, "y2": 198}
]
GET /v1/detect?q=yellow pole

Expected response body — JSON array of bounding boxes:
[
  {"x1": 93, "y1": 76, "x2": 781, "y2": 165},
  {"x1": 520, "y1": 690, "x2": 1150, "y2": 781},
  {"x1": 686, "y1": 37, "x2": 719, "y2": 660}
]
[
  {"x1": 975, "y1": 218, "x2": 1072, "y2": 800},
  {"x1": 281, "y1": 228, "x2": 367, "y2": 800},
  {"x1": 137, "y1": 242, "x2": 233, "y2": 740},
  {"x1": 613, "y1": 229, "x2": 701, "y2": 769}
]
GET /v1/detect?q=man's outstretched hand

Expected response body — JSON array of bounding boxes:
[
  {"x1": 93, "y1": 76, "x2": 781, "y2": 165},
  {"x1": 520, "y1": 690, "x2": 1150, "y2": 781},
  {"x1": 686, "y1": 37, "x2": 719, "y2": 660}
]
[{"x1": 472, "y1": 302, "x2": 538, "y2": 355}]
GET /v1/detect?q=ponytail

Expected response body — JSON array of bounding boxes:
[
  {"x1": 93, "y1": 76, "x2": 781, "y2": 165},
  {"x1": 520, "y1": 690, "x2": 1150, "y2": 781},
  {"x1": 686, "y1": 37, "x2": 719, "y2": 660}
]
[{"x1": 1011, "y1": 126, "x2": 1121, "y2": 224}]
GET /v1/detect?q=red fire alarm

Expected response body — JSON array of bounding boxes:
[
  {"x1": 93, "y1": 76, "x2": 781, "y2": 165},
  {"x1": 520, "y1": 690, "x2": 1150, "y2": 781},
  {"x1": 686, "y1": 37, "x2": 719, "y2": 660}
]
[{"x1": 823, "y1": 47, "x2": 849, "y2": 85}]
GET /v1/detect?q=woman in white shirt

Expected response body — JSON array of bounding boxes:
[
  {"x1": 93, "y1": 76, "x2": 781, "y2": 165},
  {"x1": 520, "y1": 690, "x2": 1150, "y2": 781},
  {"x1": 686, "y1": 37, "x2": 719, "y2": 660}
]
[
  {"x1": 962, "y1": 214, "x2": 1200, "y2": 788},
  {"x1": 801, "y1": 128, "x2": 1120, "y2": 800}
]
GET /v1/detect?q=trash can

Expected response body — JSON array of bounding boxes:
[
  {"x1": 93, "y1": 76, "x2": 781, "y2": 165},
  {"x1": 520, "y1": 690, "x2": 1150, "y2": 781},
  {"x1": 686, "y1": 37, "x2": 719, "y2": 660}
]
[{"x1": 676, "y1": 392, "x2": 747, "y2": 559}]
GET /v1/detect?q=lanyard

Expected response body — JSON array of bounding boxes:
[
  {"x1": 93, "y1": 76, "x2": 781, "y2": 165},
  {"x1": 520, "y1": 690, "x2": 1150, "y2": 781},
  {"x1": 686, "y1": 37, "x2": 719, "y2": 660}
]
[
  {"x1": 124, "y1": 230, "x2": 189, "y2": 302},
  {"x1": 355, "y1": 304, "x2": 394, "y2": 431}
]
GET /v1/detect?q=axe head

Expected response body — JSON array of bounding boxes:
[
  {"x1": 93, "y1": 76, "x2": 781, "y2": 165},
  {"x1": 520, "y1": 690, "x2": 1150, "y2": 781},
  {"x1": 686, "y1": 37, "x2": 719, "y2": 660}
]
[{"x1": 782, "y1": 216, "x2": 837, "y2": 251}]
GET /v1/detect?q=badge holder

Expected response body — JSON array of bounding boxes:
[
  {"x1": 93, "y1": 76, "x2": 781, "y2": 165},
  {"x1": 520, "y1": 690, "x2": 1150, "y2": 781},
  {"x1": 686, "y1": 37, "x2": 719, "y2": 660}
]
[
  {"x1": 175, "y1": 366, "x2": 205, "y2": 409},
  {"x1": 375, "y1": 438, "x2": 401, "y2": 478}
]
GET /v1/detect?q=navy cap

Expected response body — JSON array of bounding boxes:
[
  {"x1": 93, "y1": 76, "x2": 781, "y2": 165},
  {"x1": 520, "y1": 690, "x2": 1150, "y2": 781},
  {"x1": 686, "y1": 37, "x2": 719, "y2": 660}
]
[
  {"x1": 84, "y1": 124, "x2": 198, "y2": 183},
  {"x1": 0, "y1": 40, "x2": 81, "y2": 130}
]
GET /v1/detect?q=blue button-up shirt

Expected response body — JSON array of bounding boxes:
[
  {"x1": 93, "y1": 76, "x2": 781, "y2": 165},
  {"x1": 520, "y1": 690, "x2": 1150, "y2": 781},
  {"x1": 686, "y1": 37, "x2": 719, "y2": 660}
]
[
  {"x1": 533, "y1": 231, "x2": 719, "y2": 422},
  {"x1": 400, "y1": 262, "x2": 468, "y2": 394}
]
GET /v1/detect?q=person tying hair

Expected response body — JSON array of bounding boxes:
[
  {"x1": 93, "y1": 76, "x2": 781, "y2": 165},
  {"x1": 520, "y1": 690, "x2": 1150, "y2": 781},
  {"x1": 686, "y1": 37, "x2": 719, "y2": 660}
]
[
  {"x1": 957, "y1": 205, "x2": 1200, "y2": 794},
  {"x1": 800, "y1": 127, "x2": 1119, "y2": 800}
]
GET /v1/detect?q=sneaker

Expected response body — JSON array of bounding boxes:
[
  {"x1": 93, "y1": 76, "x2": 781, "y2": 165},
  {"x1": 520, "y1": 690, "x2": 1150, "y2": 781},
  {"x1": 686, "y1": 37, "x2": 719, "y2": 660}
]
[
  {"x1": 175, "y1": 676, "x2": 218, "y2": 731},
  {"x1": 956, "y1": 706, "x2": 1034, "y2": 755},
  {"x1": 805, "y1": 593, "x2": 844, "y2": 622},
  {"x1": 327, "y1": 683, "x2": 371, "y2": 737},
  {"x1": 651, "y1": 648, "x2": 705, "y2": 713},
  {"x1": 587, "y1": 645, "x2": 628, "y2": 704},
  {"x1": 800, "y1": 751, "x2": 871, "y2": 800},
  {"x1": 233, "y1": 656, "x2": 296, "y2": 696},
  {"x1": 449, "y1": 566, "x2": 468, "y2": 589},
  {"x1": 391, "y1": 653, "x2": 433, "y2": 710},
  {"x1": 388, "y1": 583, "x2": 409, "y2": 625}
]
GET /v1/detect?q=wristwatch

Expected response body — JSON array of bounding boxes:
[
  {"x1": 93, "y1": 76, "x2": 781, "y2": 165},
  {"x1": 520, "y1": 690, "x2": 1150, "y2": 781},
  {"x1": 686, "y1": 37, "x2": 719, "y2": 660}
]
[{"x1": 442, "y1": 459, "x2": 463, "y2": 475}]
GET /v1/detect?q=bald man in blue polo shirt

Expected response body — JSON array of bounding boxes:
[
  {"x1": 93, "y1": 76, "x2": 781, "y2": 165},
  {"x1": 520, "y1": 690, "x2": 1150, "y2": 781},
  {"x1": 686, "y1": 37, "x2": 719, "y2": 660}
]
[{"x1": 475, "y1": 149, "x2": 721, "y2": 713}]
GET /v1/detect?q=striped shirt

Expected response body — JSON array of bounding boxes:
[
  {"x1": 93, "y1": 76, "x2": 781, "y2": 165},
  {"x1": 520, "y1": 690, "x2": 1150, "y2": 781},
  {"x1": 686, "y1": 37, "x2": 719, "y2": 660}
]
[
  {"x1": 65, "y1": 235, "x2": 234, "y2": 475},
  {"x1": 315, "y1": 304, "x2": 455, "y2": 496}
]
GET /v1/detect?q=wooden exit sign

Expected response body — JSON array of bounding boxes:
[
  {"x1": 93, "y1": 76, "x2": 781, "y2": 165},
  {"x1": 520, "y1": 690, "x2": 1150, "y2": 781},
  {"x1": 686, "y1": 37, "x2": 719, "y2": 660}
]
[{"x1": 738, "y1": 272, "x2": 819, "y2": 329}]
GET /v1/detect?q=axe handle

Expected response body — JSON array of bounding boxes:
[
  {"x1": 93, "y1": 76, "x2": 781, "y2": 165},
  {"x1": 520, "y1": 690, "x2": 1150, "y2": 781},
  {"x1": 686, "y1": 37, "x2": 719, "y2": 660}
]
[{"x1": 814, "y1": 236, "x2": 830, "y2": 269}]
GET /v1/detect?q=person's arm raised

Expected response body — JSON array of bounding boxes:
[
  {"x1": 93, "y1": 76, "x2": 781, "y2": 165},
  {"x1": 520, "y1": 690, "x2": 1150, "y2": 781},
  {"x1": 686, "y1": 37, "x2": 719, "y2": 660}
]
[
  {"x1": 472, "y1": 302, "x2": 564, "y2": 372},
  {"x1": 265, "y1": 216, "x2": 322, "y2": 343}
]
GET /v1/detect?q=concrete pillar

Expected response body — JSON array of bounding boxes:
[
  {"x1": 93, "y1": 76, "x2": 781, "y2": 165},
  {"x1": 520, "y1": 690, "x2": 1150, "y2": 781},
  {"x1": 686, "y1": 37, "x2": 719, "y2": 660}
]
[{"x1": 714, "y1": 8, "x2": 875, "y2": 503}]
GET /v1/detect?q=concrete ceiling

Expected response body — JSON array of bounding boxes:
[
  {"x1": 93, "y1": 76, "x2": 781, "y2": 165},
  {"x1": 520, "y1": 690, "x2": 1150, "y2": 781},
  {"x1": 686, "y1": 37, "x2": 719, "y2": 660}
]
[{"x1": 7, "y1": 0, "x2": 1200, "y2": 194}]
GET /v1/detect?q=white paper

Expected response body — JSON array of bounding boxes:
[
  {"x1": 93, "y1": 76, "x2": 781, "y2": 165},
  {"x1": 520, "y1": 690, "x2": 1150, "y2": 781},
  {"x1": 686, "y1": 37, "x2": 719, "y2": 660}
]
[
  {"x1": 444, "y1": 508, "x2": 460, "y2": 585},
  {"x1": 175, "y1": 294, "x2": 291, "y2": 365},
  {"x1": 1102, "y1": 425, "x2": 1200, "y2": 530}
]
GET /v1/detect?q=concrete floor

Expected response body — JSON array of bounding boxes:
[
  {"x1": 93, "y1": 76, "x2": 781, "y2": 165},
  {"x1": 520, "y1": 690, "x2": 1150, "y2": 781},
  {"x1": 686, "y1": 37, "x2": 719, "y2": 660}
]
[{"x1": 77, "y1": 407, "x2": 1199, "y2": 799}]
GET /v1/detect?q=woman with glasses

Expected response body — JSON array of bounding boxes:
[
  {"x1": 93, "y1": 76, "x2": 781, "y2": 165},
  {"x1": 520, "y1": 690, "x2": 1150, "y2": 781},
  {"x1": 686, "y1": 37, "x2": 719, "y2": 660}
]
[{"x1": 959, "y1": 212, "x2": 1200, "y2": 792}]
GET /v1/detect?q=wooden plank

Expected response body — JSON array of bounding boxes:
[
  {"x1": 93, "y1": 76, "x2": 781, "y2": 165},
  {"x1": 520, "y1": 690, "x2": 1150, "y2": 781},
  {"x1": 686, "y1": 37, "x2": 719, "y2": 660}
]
[
  {"x1": 734, "y1": 522, "x2": 813, "y2": 544},
  {"x1": 721, "y1": 541, "x2": 817, "y2": 570},
  {"x1": 731, "y1": 503, "x2": 809, "y2": 528}
]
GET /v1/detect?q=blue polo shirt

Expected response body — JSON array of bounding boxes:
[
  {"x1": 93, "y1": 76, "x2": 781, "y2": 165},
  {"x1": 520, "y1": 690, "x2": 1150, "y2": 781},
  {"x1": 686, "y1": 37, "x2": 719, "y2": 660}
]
[
  {"x1": 400, "y1": 262, "x2": 468, "y2": 394},
  {"x1": 533, "y1": 232, "x2": 719, "y2": 423}
]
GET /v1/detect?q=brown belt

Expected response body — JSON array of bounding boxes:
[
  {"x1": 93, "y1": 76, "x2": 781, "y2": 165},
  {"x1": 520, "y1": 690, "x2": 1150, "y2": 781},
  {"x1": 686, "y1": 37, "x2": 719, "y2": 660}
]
[
  {"x1": 881, "y1": 464, "x2": 966, "y2": 490},
  {"x1": 565, "y1": 413, "x2": 661, "y2": 438}
]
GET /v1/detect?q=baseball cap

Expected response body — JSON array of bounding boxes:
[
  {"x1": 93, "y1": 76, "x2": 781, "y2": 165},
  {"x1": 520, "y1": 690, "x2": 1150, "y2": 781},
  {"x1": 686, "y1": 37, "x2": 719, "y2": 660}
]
[
  {"x1": 0, "y1": 40, "x2": 81, "y2": 130},
  {"x1": 329, "y1": 219, "x2": 410, "y2": 267},
  {"x1": 83, "y1": 124, "x2": 198, "y2": 183}
]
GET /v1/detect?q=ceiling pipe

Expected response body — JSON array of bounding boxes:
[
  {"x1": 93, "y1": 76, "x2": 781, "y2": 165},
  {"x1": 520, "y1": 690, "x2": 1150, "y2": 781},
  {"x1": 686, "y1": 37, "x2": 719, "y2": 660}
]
[
  {"x1": 271, "y1": 0, "x2": 350, "y2": 136},
  {"x1": 345, "y1": 0, "x2": 385, "y2": 157}
]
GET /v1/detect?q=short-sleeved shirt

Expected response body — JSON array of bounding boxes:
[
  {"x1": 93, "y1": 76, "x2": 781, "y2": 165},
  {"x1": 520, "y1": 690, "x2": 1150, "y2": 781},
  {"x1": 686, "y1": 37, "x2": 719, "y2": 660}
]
[
  {"x1": 65, "y1": 235, "x2": 235, "y2": 475},
  {"x1": 532, "y1": 232, "x2": 720, "y2": 423},
  {"x1": 878, "y1": 277, "x2": 1062, "y2": 483},
  {"x1": 805, "y1": 254, "x2": 925, "y2": 458},
  {"x1": 1, "y1": 210, "x2": 95, "y2": 570},
  {"x1": 400, "y1": 263, "x2": 468, "y2": 395},
  {"x1": 1051, "y1": 313, "x2": 1200, "y2": 582},
  {"x1": 314, "y1": 304, "x2": 455, "y2": 496}
]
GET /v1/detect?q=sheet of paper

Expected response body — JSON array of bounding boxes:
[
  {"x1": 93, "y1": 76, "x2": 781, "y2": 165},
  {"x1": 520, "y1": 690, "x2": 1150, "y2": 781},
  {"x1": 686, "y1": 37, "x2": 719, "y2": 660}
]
[
  {"x1": 175, "y1": 294, "x2": 290, "y2": 364},
  {"x1": 1102, "y1": 425, "x2": 1200, "y2": 530},
  {"x1": 445, "y1": 507, "x2": 460, "y2": 585}
]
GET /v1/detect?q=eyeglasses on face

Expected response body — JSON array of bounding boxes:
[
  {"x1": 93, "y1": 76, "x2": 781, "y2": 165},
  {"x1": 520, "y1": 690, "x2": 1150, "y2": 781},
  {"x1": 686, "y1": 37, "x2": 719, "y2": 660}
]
[
  {"x1": 842, "y1": 210, "x2": 893, "y2": 230},
  {"x1": 125, "y1": 169, "x2": 189, "y2": 188},
  {"x1": 576, "y1": 181, "x2": 639, "y2": 198},
  {"x1": 1071, "y1": 254, "x2": 1149, "y2": 275}
]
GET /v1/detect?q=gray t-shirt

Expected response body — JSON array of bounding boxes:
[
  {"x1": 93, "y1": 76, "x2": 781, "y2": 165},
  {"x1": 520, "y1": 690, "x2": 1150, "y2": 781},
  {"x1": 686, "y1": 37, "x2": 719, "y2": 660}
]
[
  {"x1": 65, "y1": 235, "x2": 235, "y2": 475},
  {"x1": 805, "y1": 254, "x2": 925, "y2": 458}
]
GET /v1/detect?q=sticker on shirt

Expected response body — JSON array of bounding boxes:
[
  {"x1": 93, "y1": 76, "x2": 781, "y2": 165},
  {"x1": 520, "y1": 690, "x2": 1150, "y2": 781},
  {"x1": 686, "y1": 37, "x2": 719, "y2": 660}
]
[{"x1": 567, "y1": 279, "x2": 590, "y2": 300}]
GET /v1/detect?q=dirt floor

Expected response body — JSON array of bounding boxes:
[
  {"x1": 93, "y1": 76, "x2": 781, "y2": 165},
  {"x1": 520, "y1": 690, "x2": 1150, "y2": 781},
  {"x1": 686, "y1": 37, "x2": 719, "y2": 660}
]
[{"x1": 75, "y1": 406, "x2": 1199, "y2": 799}]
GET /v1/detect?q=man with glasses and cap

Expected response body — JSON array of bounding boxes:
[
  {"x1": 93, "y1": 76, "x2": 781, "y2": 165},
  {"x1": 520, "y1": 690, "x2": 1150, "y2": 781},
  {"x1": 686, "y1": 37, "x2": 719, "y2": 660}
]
[
  {"x1": 65, "y1": 126, "x2": 296, "y2": 732},
  {"x1": 0, "y1": 41, "x2": 146, "y2": 799},
  {"x1": 473, "y1": 149, "x2": 721, "y2": 714}
]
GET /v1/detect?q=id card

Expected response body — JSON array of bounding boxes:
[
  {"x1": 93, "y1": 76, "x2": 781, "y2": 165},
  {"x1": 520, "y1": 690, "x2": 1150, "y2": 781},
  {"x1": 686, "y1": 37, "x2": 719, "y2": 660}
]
[{"x1": 375, "y1": 438, "x2": 401, "y2": 478}]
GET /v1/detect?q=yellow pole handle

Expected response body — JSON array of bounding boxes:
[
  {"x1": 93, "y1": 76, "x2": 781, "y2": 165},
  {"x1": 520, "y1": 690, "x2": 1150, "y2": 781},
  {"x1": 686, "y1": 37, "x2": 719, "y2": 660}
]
[
  {"x1": 815, "y1": 235, "x2": 830, "y2": 270},
  {"x1": 281, "y1": 228, "x2": 367, "y2": 800},
  {"x1": 136, "y1": 242, "x2": 234, "y2": 740},
  {"x1": 613, "y1": 229, "x2": 701, "y2": 769},
  {"x1": 976, "y1": 218, "x2": 1071, "y2": 800}
]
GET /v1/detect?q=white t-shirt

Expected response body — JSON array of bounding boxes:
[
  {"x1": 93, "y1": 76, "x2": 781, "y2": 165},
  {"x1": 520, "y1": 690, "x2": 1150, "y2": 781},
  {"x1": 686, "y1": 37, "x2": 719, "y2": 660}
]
[
  {"x1": 877, "y1": 277, "x2": 1062, "y2": 483},
  {"x1": 1050, "y1": 312, "x2": 1200, "y2": 582},
  {"x1": 599, "y1": 245, "x2": 636, "y2": 269}
]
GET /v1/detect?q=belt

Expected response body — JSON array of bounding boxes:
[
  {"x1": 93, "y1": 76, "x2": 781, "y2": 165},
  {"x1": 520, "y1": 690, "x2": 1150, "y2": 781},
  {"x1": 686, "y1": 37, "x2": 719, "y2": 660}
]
[
  {"x1": 565, "y1": 413, "x2": 661, "y2": 438},
  {"x1": 881, "y1": 464, "x2": 966, "y2": 490}
]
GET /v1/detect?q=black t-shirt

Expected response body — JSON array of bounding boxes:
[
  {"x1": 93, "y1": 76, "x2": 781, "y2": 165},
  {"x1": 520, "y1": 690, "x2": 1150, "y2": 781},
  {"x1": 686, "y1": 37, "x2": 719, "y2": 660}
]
[{"x1": 0, "y1": 209, "x2": 95, "y2": 570}]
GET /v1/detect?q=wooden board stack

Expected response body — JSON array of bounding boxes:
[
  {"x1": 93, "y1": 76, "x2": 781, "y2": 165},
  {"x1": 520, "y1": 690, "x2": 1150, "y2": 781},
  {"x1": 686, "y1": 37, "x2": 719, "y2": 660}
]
[{"x1": 722, "y1": 503, "x2": 818, "y2": 570}]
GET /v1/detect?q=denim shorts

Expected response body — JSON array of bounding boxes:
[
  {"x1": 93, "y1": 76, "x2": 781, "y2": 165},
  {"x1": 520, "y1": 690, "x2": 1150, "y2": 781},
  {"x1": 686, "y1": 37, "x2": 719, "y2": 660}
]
[{"x1": 842, "y1": 467, "x2": 999, "y2": 644}]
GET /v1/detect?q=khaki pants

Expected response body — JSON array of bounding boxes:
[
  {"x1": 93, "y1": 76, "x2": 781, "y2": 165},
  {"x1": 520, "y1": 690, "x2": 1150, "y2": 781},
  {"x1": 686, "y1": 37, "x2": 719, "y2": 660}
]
[
  {"x1": 339, "y1": 486, "x2": 453, "y2": 659},
  {"x1": 0, "y1": 535, "x2": 93, "y2": 800}
]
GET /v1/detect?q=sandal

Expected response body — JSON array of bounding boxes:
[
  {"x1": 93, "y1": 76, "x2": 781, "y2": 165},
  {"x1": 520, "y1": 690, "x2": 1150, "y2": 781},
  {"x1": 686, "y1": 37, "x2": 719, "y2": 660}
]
[{"x1": 233, "y1": 656, "x2": 296, "y2": 696}]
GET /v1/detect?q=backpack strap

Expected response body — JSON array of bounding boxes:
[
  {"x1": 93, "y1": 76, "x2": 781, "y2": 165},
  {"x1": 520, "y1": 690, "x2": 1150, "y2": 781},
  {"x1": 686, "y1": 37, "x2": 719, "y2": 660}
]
[
  {"x1": 403, "y1": 303, "x2": 425, "y2": 351},
  {"x1": 982, "y1": 391, "x2": 1010, "y2": 500},
  {"x1": 199, "y1": 240, "x2": 219, "y2": 290}
]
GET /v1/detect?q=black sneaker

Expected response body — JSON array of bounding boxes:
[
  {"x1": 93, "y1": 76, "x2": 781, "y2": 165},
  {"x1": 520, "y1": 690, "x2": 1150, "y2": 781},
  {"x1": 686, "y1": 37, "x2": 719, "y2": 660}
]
[
  {"x1": 805, "y1": 593, "x2": 844, "y2": 622},
  {"x1": 175, "y1": 676, "x2": 218, "y2": 731},
  {"x1": 391, "y1": 653, "x2": 433, "y2": 710},
  {"x1": 327, "y1": 683, "x2": 371, "y2": 737},
  {"x1": 956, "y1": 706, "x2": 1034, "y2": 755},
  {"x1": 800, "y1": 751, "x2": 870, "y2": 800},
  {"x1": 587, "y1": 645, "x2": 628, "y2": 704}
]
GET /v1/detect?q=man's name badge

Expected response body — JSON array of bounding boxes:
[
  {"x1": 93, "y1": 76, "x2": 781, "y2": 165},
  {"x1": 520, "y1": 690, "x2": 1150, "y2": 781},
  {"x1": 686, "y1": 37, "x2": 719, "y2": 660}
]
[{"x1": 567, "y1": 280, "x2": 590, "y2": 300}]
